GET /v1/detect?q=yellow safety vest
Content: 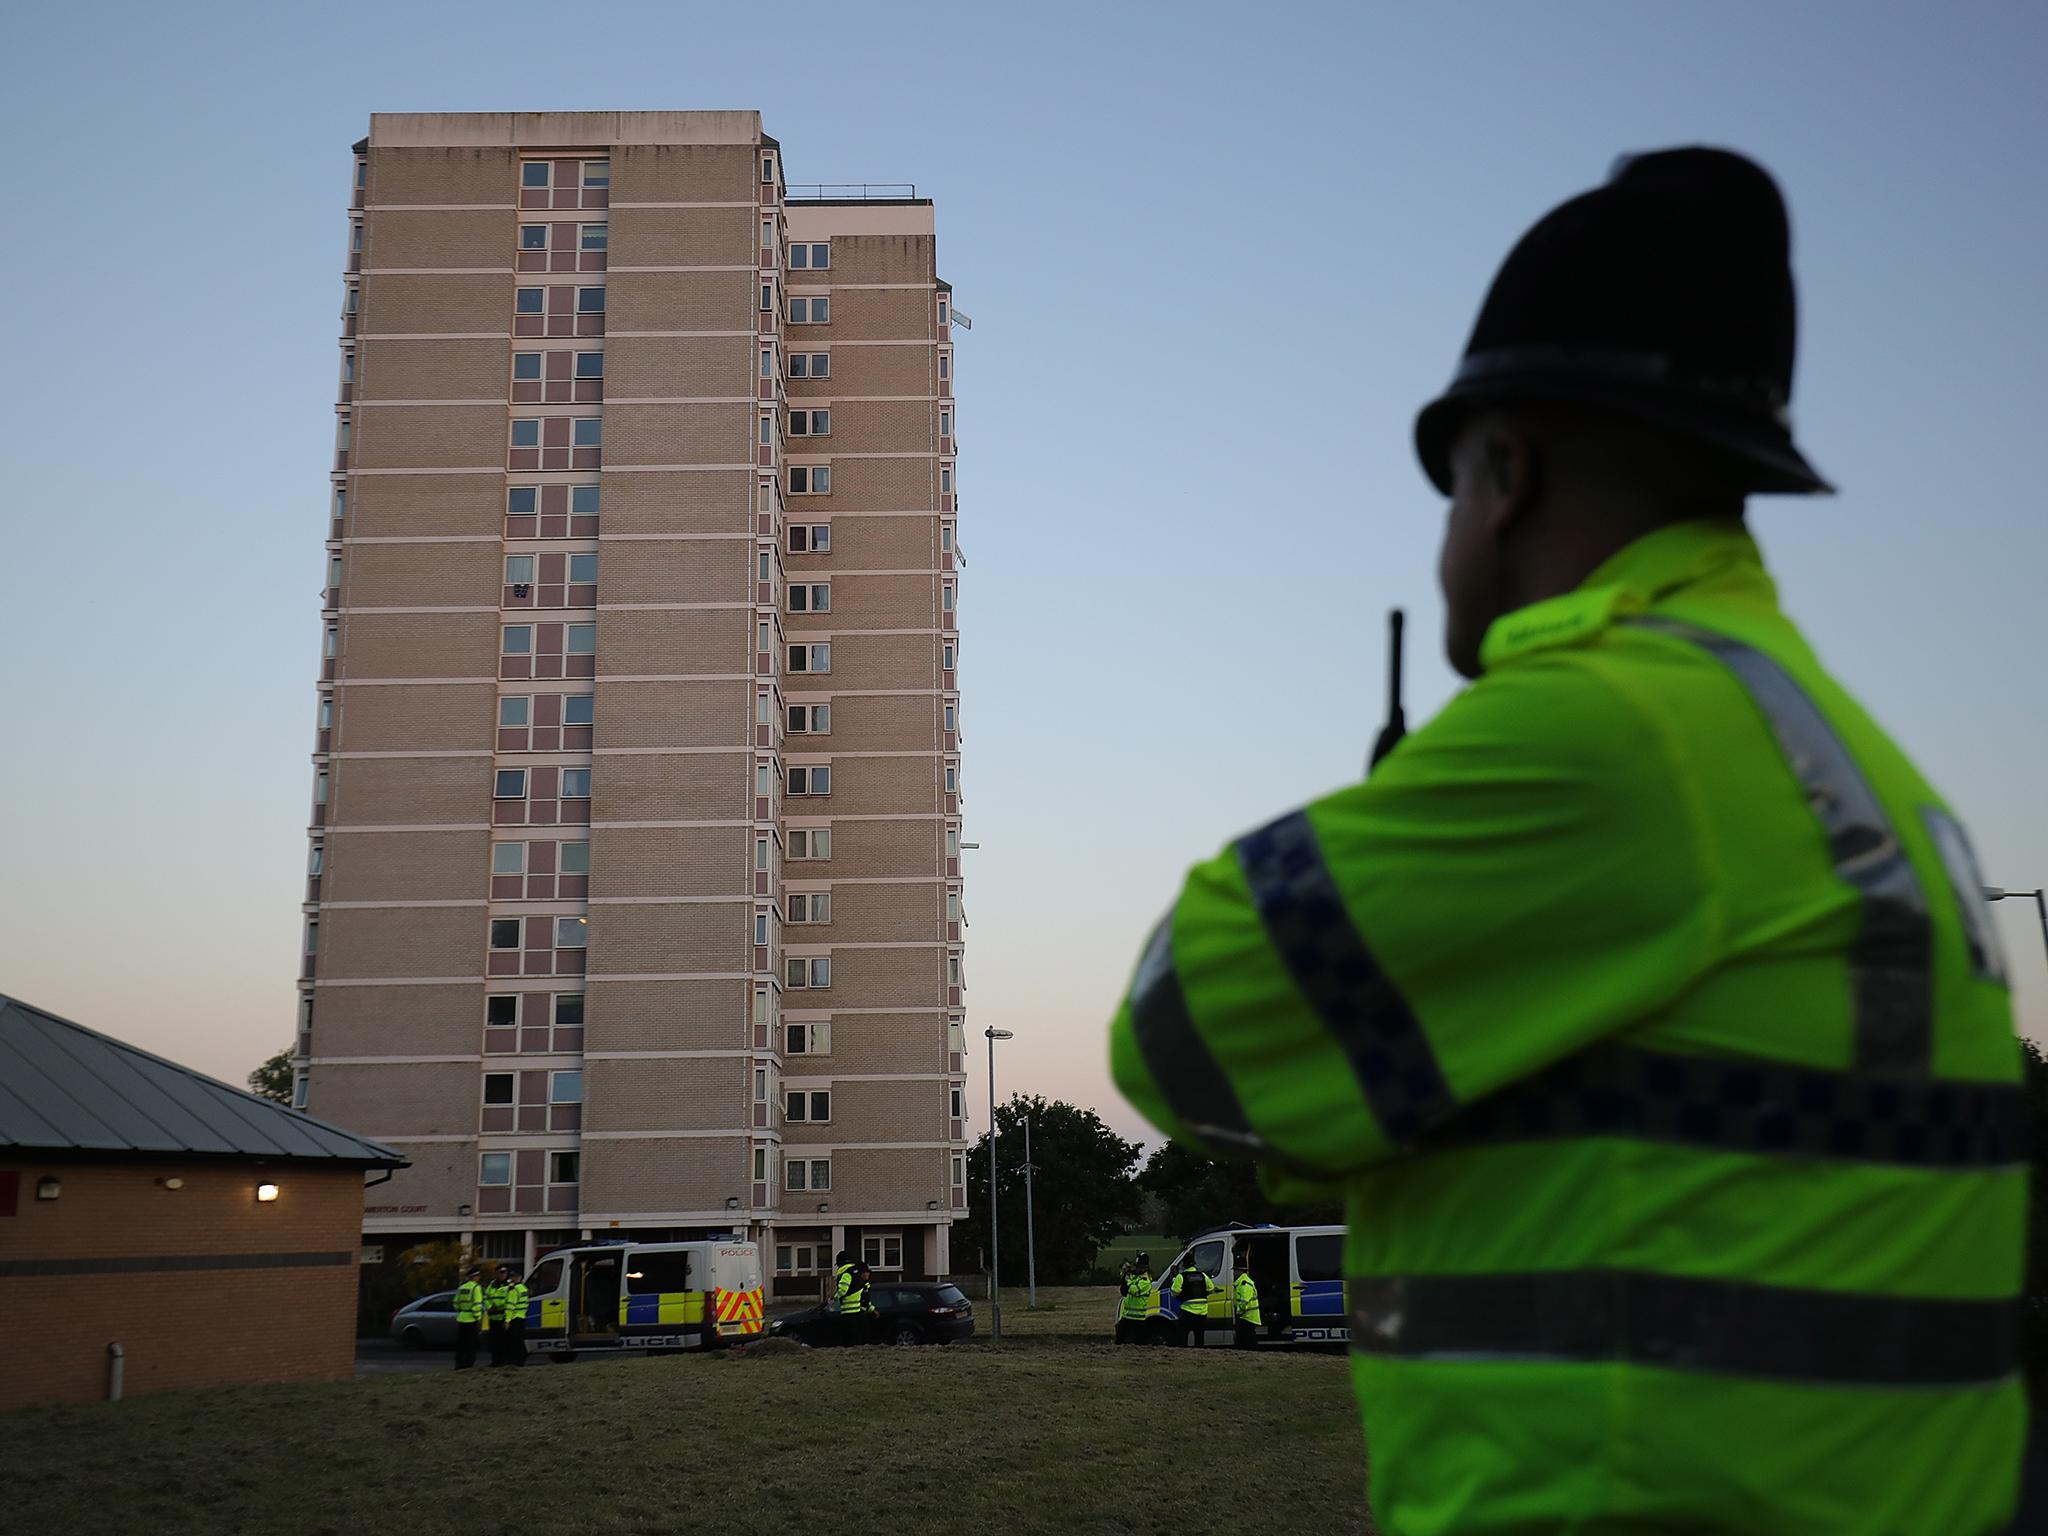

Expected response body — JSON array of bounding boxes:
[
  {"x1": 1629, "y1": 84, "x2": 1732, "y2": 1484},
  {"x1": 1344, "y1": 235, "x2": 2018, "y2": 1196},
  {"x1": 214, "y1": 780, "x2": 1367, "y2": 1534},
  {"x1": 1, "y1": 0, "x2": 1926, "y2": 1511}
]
[
  {"x1": 483, "y1": 1282, "x2": 508, "y2": 1323},
  {"x1": 504, "y1": 1282, "x2": 530, "y2": 1324},
  {"x1": 1234, "y1": 1272, "x2": 1261, "y2": 1326},
  {"x1": 1173, "y1": 1269, "x2": 1210, "y2": 1317},
  {"x1": 453, "y1": 1281, "x2": 485, "y2": 1323},
  {"x1": 830, "y1": 1264, "x2": 855, "y2": 1315},
  {"x1": 1119, "y1": 1274, "x2": 1154, "y2": 1320}
]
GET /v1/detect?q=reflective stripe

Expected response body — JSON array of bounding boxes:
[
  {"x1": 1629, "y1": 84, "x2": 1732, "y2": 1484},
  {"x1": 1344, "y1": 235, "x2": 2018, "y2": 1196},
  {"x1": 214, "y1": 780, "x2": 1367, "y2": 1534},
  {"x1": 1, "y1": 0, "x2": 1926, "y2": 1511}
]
[
  {"x1": 1234, "y1": 810, "x2": 1454, "y2": 1144},
  {"x1": 1433, "y1": 1040, "x2": 2024, "y2": 1168},
  {"x1": 1350, "y1": 1269, "x2": 2013, "y2": 1388},
  {"x1": 1632, "y1": 620, "x2": 1933, "y2": 1074},
  {"x1": 1127, "y1": 912, "x2": 1261, "y2": 1152}
]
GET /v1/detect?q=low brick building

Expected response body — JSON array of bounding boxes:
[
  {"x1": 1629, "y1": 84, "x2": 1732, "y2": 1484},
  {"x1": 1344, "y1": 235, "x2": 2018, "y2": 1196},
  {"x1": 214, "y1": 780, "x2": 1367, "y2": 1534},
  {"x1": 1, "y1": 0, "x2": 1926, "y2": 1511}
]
[{"x1": 0, "y1": 994, "x2": 405, "y2": 1411}]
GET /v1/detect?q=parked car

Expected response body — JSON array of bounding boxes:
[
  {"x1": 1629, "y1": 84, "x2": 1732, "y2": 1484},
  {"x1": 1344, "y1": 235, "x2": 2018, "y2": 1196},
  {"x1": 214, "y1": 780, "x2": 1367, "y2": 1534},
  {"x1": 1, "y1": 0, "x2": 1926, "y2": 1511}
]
[
  {"x1": 389, "y1": 1290, "x2": 459, "y2": 1350},
  {"x1": 770, "y1": 1282, "x2": 975, "y2": 1346}
]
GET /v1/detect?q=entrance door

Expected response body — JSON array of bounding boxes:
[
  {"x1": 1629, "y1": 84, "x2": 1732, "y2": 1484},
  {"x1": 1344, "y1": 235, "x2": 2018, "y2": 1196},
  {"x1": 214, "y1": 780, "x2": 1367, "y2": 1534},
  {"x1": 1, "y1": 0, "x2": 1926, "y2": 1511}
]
[{"x1": 1243, "y1": 1235, "x2": 1290, "y2": 1341}]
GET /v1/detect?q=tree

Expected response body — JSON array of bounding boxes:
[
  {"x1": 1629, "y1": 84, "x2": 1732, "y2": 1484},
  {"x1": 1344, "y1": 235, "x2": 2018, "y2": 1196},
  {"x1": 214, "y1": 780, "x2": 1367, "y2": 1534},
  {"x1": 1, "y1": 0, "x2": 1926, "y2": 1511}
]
[
  {"x1": 1139, "y1": 1139, "x2": 1342, "y2": 1242},
  {"x1": 951, "y1": 1095, "x2": 1144, "y2": 1286},
  {"x1": 247, "y1": 1047, "x2": 293, "y2": 1105}
]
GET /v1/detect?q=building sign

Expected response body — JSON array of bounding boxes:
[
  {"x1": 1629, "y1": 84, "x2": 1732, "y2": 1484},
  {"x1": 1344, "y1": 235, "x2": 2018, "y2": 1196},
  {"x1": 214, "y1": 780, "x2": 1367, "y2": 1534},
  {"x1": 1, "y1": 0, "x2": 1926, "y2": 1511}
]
[{"x1": 364, "y1": 1204, "x2": 428, "y2": 1215}]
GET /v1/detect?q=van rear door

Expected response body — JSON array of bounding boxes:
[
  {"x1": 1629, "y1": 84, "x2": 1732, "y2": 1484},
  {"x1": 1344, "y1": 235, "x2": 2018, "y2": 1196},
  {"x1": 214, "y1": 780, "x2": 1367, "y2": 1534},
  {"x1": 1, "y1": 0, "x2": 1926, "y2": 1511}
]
[{"x1": 709, "y1": 1243, "x2": 765, "y2": 1338}]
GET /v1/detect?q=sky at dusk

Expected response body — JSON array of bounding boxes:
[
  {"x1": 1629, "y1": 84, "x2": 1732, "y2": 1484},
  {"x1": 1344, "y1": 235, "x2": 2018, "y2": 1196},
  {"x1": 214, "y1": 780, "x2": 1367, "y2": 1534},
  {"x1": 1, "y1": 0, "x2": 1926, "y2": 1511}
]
[{"x1": 2, "y1": 1, "x2": 2044, "y2": 1143}]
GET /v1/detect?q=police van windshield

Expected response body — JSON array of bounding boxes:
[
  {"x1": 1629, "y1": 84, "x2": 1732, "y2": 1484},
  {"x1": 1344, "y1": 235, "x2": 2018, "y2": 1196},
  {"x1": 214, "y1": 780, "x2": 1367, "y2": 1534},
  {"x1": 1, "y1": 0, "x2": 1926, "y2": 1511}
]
[{"x1": 1170, "y1": 1239, "x2": 1225, "y2": 1282}]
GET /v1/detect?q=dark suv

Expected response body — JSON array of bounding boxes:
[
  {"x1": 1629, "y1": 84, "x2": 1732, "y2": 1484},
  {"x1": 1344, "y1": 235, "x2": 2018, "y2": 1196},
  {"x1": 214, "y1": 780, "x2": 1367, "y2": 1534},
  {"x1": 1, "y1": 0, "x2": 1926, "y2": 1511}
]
[{"x1": 771, "y1": 1282, "x2": 975, "y2": 1346}]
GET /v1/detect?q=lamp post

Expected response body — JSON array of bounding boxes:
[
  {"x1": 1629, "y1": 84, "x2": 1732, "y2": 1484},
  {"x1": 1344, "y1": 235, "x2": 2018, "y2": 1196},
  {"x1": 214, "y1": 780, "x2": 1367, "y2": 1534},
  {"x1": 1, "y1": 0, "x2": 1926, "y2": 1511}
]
[
  {"x1": 985, "y1": 1026, "x2": 1014, "y2": 1338},
  {"x1": 1023, "y1": 1112, "x2": 1038, "y2": 1310},
  {"x1": 1985, "y1": 887, "x2": 2048, "y2": 967}
]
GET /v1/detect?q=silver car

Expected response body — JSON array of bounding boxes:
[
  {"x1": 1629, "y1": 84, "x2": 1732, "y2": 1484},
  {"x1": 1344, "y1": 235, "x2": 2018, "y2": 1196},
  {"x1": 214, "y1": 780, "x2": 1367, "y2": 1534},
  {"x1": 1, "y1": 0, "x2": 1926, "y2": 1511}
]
[{"x1": 388, "y1": 1290, "x2": 460, "y2": 1350}]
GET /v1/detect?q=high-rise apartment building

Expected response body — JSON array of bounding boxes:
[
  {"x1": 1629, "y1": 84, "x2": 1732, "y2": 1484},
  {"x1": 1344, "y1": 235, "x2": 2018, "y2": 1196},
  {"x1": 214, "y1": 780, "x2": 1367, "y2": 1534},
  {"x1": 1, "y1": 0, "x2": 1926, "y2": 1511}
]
[{"x1": 300, "y1": 112, "x2": 968, "y2": 1292}]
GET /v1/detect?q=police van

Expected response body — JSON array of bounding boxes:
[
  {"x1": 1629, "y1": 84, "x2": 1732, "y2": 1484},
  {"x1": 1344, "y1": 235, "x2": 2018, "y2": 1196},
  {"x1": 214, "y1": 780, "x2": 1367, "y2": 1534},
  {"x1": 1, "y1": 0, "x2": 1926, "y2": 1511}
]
[
  {"x1": 519, "y1": 1238, "x2": 766, "y2": 1358},
  {"x1": 1150, "y1": 1222, "x2": 1349, "y2": 1346}
]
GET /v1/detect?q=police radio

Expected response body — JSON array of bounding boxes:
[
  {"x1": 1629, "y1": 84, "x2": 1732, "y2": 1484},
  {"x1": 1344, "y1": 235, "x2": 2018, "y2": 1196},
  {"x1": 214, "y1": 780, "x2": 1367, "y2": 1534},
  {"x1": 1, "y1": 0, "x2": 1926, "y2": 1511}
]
[{"x1": 1369, "y1": 608, "x2": 1406, "y2": 773}]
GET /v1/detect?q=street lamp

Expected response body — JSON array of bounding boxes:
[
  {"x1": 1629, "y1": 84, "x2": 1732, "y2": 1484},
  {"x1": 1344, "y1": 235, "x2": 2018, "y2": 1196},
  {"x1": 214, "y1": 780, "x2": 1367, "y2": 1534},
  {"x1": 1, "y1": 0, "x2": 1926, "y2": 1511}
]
[
  {"x1": 985, "y1": 1026, "x2": 1014, "y2": 1338},
  {"x1": 1023, "y1": 1112, "x2": 1038, "y2": 1310},
  {"x1": 1985, "y1": 886, "x2": 2048, "y2": 967}
]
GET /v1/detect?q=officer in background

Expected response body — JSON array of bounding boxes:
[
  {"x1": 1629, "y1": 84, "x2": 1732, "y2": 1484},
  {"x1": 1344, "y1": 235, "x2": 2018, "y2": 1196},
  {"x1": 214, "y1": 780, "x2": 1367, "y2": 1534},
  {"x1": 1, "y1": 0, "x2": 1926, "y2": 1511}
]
[
  {"x1": 500, "y1": 1268, "x2": 530, "y2": 1368},
  {"x1": 483, "y1": 1265, "x2": 511, "y2": 1367},
  {"x1": 829, "y1": 1250, "x2": 856, "y2": 1347},
  {"x1": 857, "y1": 1262, "x2": 881, "y2": 1344},
  {"x1": 1115, "y1": 1252, "x2": 1154, "y2": 1344},
  {"x1": 452, "y1": 1266, "x2": 486, "y2": 1371},
  {"x1": 1108, "y1": 148, "x2": 2023, "y2": 1534},
  {"x1": 1169, "y1": 1260, "x2": 1211, "y2": 1348},
  {"x1": 1231, "y1": 1246, "x2": 1261, "y2": 1350}
]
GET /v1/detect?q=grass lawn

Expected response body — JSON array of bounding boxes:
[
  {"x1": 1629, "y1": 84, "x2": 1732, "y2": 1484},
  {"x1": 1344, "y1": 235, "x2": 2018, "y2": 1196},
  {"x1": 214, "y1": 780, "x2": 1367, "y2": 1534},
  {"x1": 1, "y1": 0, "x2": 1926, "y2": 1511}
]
[
  {"x1": 2, "y1": 1317, "x2": 1372, "y2": 1535},
  {"x1": 1093, "y1": 1231, "x2": 1176, "y2": 1277}
]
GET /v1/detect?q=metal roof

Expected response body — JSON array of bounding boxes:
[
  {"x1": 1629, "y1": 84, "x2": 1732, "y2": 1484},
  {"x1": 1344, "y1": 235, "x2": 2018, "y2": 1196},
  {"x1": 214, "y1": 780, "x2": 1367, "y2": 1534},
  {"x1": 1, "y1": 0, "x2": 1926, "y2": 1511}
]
[{"x1": 0, "y1": 994, "x2": 406, "y2": 1167}]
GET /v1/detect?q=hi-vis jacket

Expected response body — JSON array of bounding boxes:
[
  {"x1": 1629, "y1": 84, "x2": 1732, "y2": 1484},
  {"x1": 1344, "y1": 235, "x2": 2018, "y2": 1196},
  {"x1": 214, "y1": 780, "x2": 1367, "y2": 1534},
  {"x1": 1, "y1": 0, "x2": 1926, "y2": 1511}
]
[{"x1": 1109, "y1": 521, "x2": 2024, "y2": 1536}]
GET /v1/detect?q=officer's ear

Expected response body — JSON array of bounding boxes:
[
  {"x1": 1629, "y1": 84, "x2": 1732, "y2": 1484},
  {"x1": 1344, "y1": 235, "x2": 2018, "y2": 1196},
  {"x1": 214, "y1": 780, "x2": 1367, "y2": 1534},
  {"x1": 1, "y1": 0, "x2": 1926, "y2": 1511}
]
[{"x1": 1480, "y1": 420, "x2": 1545, "y2": 537}]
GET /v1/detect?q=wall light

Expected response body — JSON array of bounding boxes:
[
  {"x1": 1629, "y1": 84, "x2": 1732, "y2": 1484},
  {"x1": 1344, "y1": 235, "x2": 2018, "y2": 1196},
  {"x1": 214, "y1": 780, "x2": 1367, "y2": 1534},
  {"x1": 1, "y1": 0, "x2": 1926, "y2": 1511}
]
[
  {"x1": 816, "y1": 1202, "x2": 829, "y2": 1214},
  {"x1": 457, "y1": 1203, "x2": 474, "y2": 1218},
  {"x1": 35, "y1": 1177, "x2": 60, "y2": 1201},
  {"x1": 725, "y1": 1196, "x2": 740, "y2": 1211},
  {"x1": 256, "y1": 1183, "x2": 281, "y2": 1203},
  {"x1": 926, "y1": 1200, "x2": 939, "y2": 1211},
  {"x1": 159, "y1": 1177, "x2": 185, "y2": 1191}
]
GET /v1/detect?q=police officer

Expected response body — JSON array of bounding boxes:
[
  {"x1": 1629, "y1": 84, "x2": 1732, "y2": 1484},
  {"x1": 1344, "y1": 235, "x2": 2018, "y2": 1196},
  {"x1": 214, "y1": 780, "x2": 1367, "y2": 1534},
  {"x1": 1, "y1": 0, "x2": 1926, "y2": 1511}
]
[
  {"x1": 828, "y1": 1249, "x2": 857, "y2": 1347},
  {"x1": 856, "y1": 1261, "x2": 881, "y2": 1344},
  {"x1": 483, "y1": 1265, "x2": 511, "y2": 1367},
  {"x1": 1108, "y1": 147, "x2": 2023, "y2": 1534},
  {"x1": 1230, "y1": 1246, "x2": 1261, "y2": 1351},
  {"x1": 452, "y1": 1266, "x2": 486, "y2": 1370},
  {"x1": 1115, "y1": 1252, "x2": 1154, "y2": 1345},
  {"x1": 501, "y1": 1268, "x2": 530, "y2": 1368},
  {"x1": 1169, "y1": 1261, "x2": 1210, "y2": 1349}
]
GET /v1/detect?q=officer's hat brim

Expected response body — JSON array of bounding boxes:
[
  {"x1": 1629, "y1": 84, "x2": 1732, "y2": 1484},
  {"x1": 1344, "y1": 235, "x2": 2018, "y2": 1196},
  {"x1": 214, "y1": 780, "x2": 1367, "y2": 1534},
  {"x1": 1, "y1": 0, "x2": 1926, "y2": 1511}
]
[{"x1": 1414, "y1": 360, "x2": 1833, "y2": 499}]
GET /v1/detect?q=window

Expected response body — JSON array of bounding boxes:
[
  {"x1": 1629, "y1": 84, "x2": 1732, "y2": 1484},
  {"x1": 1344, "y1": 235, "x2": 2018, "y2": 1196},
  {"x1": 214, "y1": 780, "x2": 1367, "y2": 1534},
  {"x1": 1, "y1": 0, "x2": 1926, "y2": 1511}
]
[
  {"x1": 948, "y1": 954, "x2": 963, "y2": 986},
  {"x1": 575, "y1": 351, "x2": 603, "y2": 378},
  {"x1": 489, "y1": 919, "x2": 521, "y2": 949},
  {"x1": 787, "y1": 704, "x2": 830, "y2": 734},
  {"x1": 753, "y1": 1146, "x2": 769, "y2": 1181},
  {"x1": 787, "y1": 766, "x2": 830, "y2": 796},
  {"x1": 555, "y1": 916, "x2": 588, "y2": 949},
  {"x1": 480, "y1": 1153, "x2": 512, "y2": 1185},
  {"x1": 950, "y1": 1082, "x2": 964, "y2": 1118},
  {"x1": 761, "y1": 281, "x2": 774, "y2": 312},
  {"x1": 572, "y1": 418, "x2": 601, "y2": 448},
  {"x1": 572, "y1": 485, "x2": 600, "y2": 518},
  {"x1": 756, "y1": 763, "x2": 771, "y2": 797},
  {"x1": 308, "y1": 844, "x2": 324, "y2": 876},
  {"x1": 753, "y1": 911, "x2": 769, "y2": 946},
  {"x1": 508, "y1": 486, "x2": 537, "y2": 516},
  {"x1": 754, "y1": 1066, "x2": 768, "y2": 1103},
  {"x1": 340, "y1": 353, "x2": 355, "y2": 384},
  {"x1": 565, "y1": 623, "x2": 596, "y2": 655},
  {"x1": 787, "y1": 352, "x2": 829, "y2": 379},
  {"x1": 511, "y1": 420, "x2": 541, "y2": 448},
  {"x1": 787, "y1": 643, "x2": 831, "y2": 673},
  {"x1": 291, "y1": 1074, "x2": 308, "y2": 1109},
  {"x1": 754, "y1": 835, "x2": 770, "y2": 872},
  {"x1": 944, "y1": 763, "x2": 958, "y2": 796},
  {"x1": 940, "y1": 407, "x2": 952, "y2": 437},
  {"x1": 318, "y1": 697, "x2": 333, "y2": 729},
  {"x1": 789, "y1": 465, "x2": 830, "y2": 494},
  {"x1": 494, "y1": 769, "x2": 528, "y2": 800},
  {"x1": 513, "y1": 352, "x2": 543, "y2": 381},
  {"x1": 789, "y1": 296, "x2": 830, "y2": 324},
  {"x1": 945, "y1": 827, "x2": 960, "y2": 858},
  {"x1": 761, "y1": 347, "x2": 774, "y2": 379},
  {"x1": 761, "y1": 154, "x2": 776, "y2": 184},
  {"x1": 548, "y1": 1151, "x2": 580, "y2": 1184},
  {"x1": 582, "y1": 161, "x2": 609, "y2": 190},
  {"x1": 862, "y1": 1234, "x2": 903, "y2": 1271},
  {"x1": 788, "y1": 523, "x2": 831, "y2": 553},
  {"x1": 568, "y1": 553, "x2": 598, "y2": 584},
  {"x1": 789, "y1": 828, "x2": 831, "y2": 860},
  {"x1": 520, "y1": 225, "x2": 548, "y2": 250},
  {"x1": 333, "y1": 487, "x2": 346, "y2": 519},
  {"x1": 564, "y1": 694, "x2": 595, "y2": 726},
  {"x1": 760, "y1": 413, "x2": 774, "y2": 448},
  {"x1": 561, "y1": 768, "x2": 592, "y2": 798},
  {"x1": 486, "y1": 995, "x2": 517, "y2": 1027},
  {"x1": 550, "y1": 1070, "x2": 582, "y2": 1104},
  {"x1": 938, "y1": 296, "x2": 950, "y2": 327},
  {"x1": 941, "y1": 466, "x2": 953, "y2": 494},
  {"x1": 559, "y1": 840, "x2": 590, "y2": 875},
  {"x1": 505, "y1": 555, "x2": 536, "y2": 586},
  {"x1": 492, "y1": 842, "x2": 525, "y2": 875},
  {"x1": 343, "y1": 287, "x2": 359, "y2": 315},
  {"x1": 947, "y1": 1017, "x2": 964, "y2": 1052},
  {"x1": 516, "y1": 287, "x2": 545, "y2": 314},
  {"x1": 785, "y1": 1090, "x2": 832, "y2": 1123},
  {"x1": 788, "y1": 582, "x2": 830, "y2": 612},
  {"x1": 939, "y1": 350, "x2": 951, "y2": 381},
  {"x1": 786, "y1": 956, "x2": 831, "y2": 989},
  {"x1": 941, "y1": 523, "x2": 955, "y2": 554},
  {"x1": 947, "y1": 890, "x2": 961, "y2": 921},
  {"x1": 499, "y1": 697, "x2": 531, "y2": 728},
  {"x1": 483, "y1": 1073, "x2": 515, "y2": 1106},
  {"x1": 304, "y1": 918, "x2": 319, "y2": 954},
  {"x1": 787, "y1": 892, "x2": 831, "y2": 924},
  {"x1": 762, "y1": 216, "x2": 775, "y2": 249},
  {"x1": 944, "y1": 702, "x2": 958, "y2": 731},
  {"x1": 354, "y1": 159, "x2": 367, "y2": 190},
  {"x1": 786, "y1": 1020, "x2": 832, "y2": 1055},
  {"x1": 555, "y1": 993, "x2": 585, "y2": 1027},
  {"x1": 788, "y1": 408, "x2": 830, "y2": 437},
  {"x1": 576, "y1": 287, "x2": 605, "y2": 313},
  {"x1": 785, "y1": 1158, "x2": 831, "y2": 1191},
  {"x1": 754, "y1": 985, "x2": 771, "y2": 1025},
  {"x1": 580, "y1": 224, "x2": 607, "y2": 251},
  {"x1": 942, "y1": 641, "x2": 957, "y2": 670},
  {"x1": 521, "y1": 163, "x2": 551, "y2": 189},
  {"x1": 313, "y1": 771, "x2": 329, "y2": 805},
  {"x1": 788, "y1": 242, "x2": 830, "y2": 270},
  {"x1": 627, "y1": 1250, "x2": 691, "y2": 1295},
  {"x1": 943, "y1": 584, "x2": 956, "y2": 613}
]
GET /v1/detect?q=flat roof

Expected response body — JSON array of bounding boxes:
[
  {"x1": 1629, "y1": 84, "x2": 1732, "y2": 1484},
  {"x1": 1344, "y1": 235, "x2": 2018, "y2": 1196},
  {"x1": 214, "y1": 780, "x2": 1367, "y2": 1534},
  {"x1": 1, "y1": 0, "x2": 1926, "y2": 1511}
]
[{"x1": 0, "y1": 994, "x2": 406, "y2": 1167}]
